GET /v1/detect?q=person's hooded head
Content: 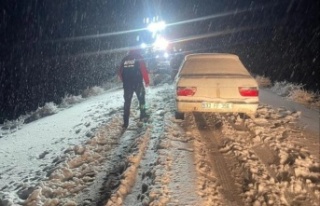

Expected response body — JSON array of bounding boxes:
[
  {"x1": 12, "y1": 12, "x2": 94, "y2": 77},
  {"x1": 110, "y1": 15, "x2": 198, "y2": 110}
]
[{"x1": 128, "y1": 48, "x2": 141, "y2": 56}]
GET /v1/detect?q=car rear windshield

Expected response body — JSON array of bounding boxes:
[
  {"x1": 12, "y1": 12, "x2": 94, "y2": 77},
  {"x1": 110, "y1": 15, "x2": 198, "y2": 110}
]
[{"x1": 180, "y1": 57, "x2": 250, "y2": 76}]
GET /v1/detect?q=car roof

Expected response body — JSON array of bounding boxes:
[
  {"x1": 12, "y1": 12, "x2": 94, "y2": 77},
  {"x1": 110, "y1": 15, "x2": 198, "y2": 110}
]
[
  {"x1": 181, "y1": 53, "x2": 250, "y2": 75},
  {"x1": 185, "y1": 53, "x2": 240, "y2": 60}
]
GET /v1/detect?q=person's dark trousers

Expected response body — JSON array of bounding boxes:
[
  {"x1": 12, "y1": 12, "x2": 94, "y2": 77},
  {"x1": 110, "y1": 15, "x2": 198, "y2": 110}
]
[{"x1": 123, "y1": 83, "x2": 146, "y2": 127}]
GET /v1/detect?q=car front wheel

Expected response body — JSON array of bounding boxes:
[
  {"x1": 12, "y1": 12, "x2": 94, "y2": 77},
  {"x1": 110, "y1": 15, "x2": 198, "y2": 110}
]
[{"x1": 175, "y1": 111, "x2": 185, "y2": 120}]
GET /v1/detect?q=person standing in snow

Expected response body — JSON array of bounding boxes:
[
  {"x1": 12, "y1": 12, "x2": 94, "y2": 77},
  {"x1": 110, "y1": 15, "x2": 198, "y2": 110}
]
[{"x1": 118, "y1": 49, "x2": 150, "y2": 128}]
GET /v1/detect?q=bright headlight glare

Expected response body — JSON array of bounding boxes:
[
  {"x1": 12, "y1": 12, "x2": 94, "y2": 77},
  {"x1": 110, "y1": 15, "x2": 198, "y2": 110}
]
[
  {"x1": 147, "y1": 21, "x2": 166, "y2": 33},
  {"x1": 140, "y1": 43, "x2": 147, "y2": 49},
  {"x1": 153, "y1": 36, "x2": 168, "y2": 50}
]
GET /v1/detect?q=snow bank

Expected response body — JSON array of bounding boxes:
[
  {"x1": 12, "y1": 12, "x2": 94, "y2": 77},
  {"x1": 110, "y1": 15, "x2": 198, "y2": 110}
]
[
  {"x1": 0, "y1": 85, "x2": 109, "y2": 129},
  {"x1": 60, "y1": 95, "x2": 84, "y2": 108},
  {"x1": 81, "y1": 86, "x2": 105, "y2": 98},
  {"x1": 255, "y1": 75, "x2": 272, "y2": 87},
  {"x1": 1, "y1": 102, "x2": 59, "y2": 132},
  {"x1": 24, "y1": 102, "x2": 59, "y2": 123},
  {"x1": 271, "y1": 81, "x2": 320, "y2": 110}
]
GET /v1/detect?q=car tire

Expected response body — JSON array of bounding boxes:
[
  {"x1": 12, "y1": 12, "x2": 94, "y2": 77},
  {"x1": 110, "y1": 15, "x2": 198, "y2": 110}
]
[
  {"x1": 175, "y1": 111, "x2": 185, "y2": 120},
  {"x1": 239, "y1": 113, "x2": 249, "y2": 119}
]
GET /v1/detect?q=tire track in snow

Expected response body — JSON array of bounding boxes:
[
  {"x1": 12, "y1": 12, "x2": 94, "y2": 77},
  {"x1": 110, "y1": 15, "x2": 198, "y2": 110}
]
[
  {"x1": 221, "y1": 106, "x2": 319, "y2": 206},
  {"x1": 93, "y1": 101, "x2": 150, "y2": 205},
  {"x1": 102, "y1": 128, "x2": 151, "y2": 206},
  {"x1": 122, "y1": 88, "x2": 169, "y2": 206},
  {"x1": 223, "y1": 114, "x2": 280, "y2": 181},
  {"x1": 192, "y1": 112, "x2": 245, "y2": 206},
  {"x1": 24, "y1": 112, "x2": 125, "y2": 206},
  {"x1": 222, "y1": 113, "x2": 286, "y2": 205},
  {"x1": 102, "y1": 85, "x2": 178, "y2": 206},
  {"x1": 121, "y1": 85, "x2": 203, "y2": 206}
]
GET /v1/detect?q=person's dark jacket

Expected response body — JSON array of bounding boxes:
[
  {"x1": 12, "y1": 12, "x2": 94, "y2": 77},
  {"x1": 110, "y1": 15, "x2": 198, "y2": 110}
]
[{"x1": 118, "y1": 50, "x2": 149, "y2": 88}]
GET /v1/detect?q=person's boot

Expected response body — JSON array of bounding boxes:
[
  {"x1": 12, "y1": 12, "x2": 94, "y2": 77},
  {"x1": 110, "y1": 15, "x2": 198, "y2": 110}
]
[
  {"x1": 140, "y1": 109, "x2": 149, "y2": 122},
  {"x1": 123, "y1": 117, "x2": 129, "y2": 129},
  {"x1": 122, "y1": 123, "x2": 128, "y2": 129}
]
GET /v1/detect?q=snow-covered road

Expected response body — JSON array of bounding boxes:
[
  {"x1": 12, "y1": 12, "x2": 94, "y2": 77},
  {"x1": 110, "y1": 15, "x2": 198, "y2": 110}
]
[{"x1": 0, "y1": 83, "x2": 319, "y2": 206}]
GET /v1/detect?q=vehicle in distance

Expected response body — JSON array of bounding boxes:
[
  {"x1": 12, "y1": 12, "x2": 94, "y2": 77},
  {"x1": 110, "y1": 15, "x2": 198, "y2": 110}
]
[{"x1": 174, "y1": 53, "x2": 259, "y2": 119}]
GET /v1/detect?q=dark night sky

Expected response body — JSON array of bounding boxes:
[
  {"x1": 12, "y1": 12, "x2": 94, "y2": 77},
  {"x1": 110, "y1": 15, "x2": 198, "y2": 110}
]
[
  {"x1": 0, "y1": 0, "x2": 319, "y2": 122},
  {"x1": 1, "y1": 1, "x2": 317, "y2": 48},
  {"x1": 1, "y1": 0, "x2": 319, "y2": 57}
]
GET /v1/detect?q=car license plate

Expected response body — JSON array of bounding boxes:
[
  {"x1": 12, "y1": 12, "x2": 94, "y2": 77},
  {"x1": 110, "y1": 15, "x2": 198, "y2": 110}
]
[{"x1": 202, "y1": 102, "x2": 233, "y2": 109}]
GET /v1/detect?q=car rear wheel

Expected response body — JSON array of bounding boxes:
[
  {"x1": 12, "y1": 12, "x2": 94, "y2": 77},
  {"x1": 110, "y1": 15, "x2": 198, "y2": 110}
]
[
  {"x1": 239, "y1": 113, "x2": 249, "y2": 119},
  {"x1": 175, "y1": 111, "x2": 185, "y2": 120}
]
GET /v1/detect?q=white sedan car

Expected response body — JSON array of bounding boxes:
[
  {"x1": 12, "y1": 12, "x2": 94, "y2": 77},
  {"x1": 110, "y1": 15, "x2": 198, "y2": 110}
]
[{"x1": 174, "y1": 53, "x2": 259, "y2": 119}]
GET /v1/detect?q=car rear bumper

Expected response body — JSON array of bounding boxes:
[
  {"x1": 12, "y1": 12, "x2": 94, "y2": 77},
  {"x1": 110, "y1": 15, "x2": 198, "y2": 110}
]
[{"x1": 176, "y1": 99, "x2": 259, "y2": 116}]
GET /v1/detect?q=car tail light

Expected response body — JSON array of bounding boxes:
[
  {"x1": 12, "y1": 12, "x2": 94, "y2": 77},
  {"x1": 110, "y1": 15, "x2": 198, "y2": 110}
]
[
  {"x1": 238, "y1": 87, "x2": 259, "y2": 96},
  {"x1": 177, "y1": 87, "x2": 197, "y2": 96}
]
